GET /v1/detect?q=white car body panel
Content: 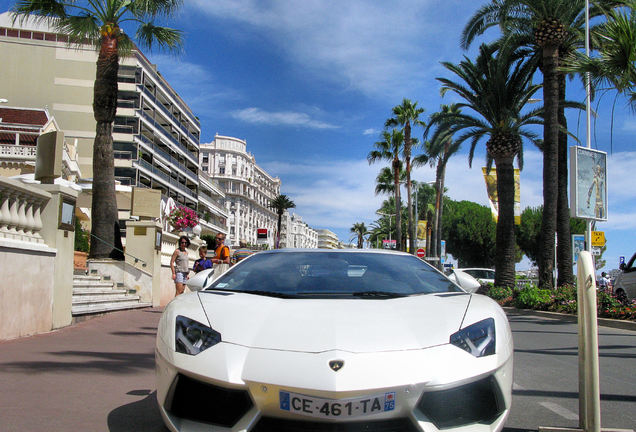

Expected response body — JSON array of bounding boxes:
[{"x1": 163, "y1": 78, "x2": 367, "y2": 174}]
[
  {"x1": 198, "y1": 292, "x2": 470, "y2": 352},
  {"x1": 156, "y1": 250, "x2": 513, "y2": 432}
]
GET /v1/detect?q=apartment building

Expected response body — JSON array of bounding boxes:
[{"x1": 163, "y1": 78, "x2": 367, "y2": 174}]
[
  {"x1": 317, "y1": 229, "x2": 342, "y2": 249},
  {"x1": 279, "y1": 212, "x2": 318, "y2": 249},
  {"x1": 200, "y1": 135, "x2": 280, "y2": 248},
  {"x1": 0, "y1": 12, "x2": 227, "y2": 234}
]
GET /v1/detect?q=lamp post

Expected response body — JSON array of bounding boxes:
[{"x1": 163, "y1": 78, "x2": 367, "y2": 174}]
[{"x1": 376, "y1": 211, "x2": 393, "y2": 248}]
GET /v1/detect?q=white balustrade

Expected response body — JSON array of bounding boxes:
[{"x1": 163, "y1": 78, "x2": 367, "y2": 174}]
[{"x1": 0, "y1": 178, "x2": 51, "y2": 244}]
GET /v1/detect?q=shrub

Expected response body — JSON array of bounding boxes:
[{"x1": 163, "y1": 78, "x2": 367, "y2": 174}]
[
  {"x1": 487, "y1": 286, "x2": 513, "y2": 301},
  {"x1": 74, "y1": 218, "x2": 90, "y2": 252},
  {"x1": 550, "y1": 284, "x2": 577, "y2": 314},
  {"x1": 514, "y1": 286, "x2": 553, "y2": 310}
]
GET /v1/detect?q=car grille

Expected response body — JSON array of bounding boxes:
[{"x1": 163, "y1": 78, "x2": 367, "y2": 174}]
[
  {"x1": 166, "y1": 374, "x2": 253, "y2": 427},
  {"x1": 416, "y1": 375, "x2": 505, "y2": 429},
  {"x1": 253, "y1": 417, "x2": 419, "y2": 432}
]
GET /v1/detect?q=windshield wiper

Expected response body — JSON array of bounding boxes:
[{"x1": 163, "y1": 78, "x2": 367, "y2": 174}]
[
  {"x1": 351, "y1": 291, "x2": 407, "y2": 298},
  {"x1": 238, "y1": 289, "x2": 299, "y2": 299}
]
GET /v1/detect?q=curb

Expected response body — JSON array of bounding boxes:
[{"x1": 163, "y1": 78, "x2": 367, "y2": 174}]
[{"x1": 503, "y1": 307, "x2": 636, "y2": 331}]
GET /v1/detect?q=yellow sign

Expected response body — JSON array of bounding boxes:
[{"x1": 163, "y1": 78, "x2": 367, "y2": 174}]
[
  {"x1": 591, "y1": 231, "x2": 605, "y2": 247},
  {"x1": 482, "y1": 167, "x2": 521, "y2": 224}
]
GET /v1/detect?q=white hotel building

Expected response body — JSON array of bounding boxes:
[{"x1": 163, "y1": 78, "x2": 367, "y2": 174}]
[
  {"x1": 200, "y1": 135, "x2": 280, "y2": 248},
  {"x1": 279, "y1": 212, "x2": 318, "y2": 249},
  {"x1": 0, "y1": 13, "x2": 228, "y2": 236}
]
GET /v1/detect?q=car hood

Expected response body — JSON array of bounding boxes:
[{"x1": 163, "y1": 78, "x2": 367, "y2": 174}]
[{"x1": 197, "y1": 291, "x2": 471, "y2": 353}]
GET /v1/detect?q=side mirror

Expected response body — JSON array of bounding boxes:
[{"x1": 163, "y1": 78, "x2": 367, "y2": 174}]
[
  {"x1": 185, "y1": 268, "x2": 215, "y2": 291},
  {"x1": 451, "y1": 269, "x2": 482, "y2": 293}
]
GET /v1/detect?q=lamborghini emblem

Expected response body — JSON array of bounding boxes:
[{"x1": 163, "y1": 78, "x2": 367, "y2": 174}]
[{"x1": 329, "y1": 360, "x2": 344, "y2": 372}]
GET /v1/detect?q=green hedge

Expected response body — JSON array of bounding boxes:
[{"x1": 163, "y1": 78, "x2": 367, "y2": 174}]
[{"x1": 484, "y1": 284, "x2": 635, "y2": 321}]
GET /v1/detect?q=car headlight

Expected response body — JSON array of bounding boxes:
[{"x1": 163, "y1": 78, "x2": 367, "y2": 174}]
[
  {"x1": 450, "y1": 318, "x2": 495, "y2": 357},
  {"x1": 175, "y1": 315, "x2": 221, "y2": 355}
]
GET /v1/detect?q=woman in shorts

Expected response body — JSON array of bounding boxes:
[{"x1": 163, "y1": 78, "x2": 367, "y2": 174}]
[{"x1": 170, "y1": 235, "x2": 190, "y2": 296}]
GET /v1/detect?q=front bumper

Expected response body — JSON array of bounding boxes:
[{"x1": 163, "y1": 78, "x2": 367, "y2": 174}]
[{"x1": 156, "y1": 340, "x2": 513, "y2": 432}]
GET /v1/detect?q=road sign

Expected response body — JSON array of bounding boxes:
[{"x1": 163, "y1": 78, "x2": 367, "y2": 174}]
[
  {"x1": 591, "y1": 231, "x2": 605, "y2": 247},
  {"x1": 619, "y1": 256, "x2": 625, "y2": 265},
  {"x1": 416, "y1": 248, "x2": 426, "y2": 258},
  {"x1": 591, "y1": 247, "x2": 601, "y2": 256}
]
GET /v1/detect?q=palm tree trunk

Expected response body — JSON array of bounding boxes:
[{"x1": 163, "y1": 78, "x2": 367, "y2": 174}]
[
  {"x1": 405, "y1": 122, "x2": 415, "y2": 254},
  {"x1": 436, "y1": 155, "x2": 448, "y2": 270},
  {"x1": 89, "y1": 33, "x2": 121, "y2": 259},
  {"x1": 432, "y1": 157, "x2": 443, "y2": 262},
  {"x1": 538, "y1": 45, "x2": 560, "y2": 289},
  {"x1": 393, "y1": 158, "x2": 402, "y2": 251},
  {"x1": 494, "y1": 156, "x2": 516, "y2": 288},
  {"x1": 557, "y1": 73, "x2": 574, "y2": 286},
  {"x1": 276, "y1": 213, "x2": 282, "y2": 249}
]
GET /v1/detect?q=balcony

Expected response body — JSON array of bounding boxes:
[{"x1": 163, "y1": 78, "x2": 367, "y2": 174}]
[{"x1": 137, "y1": 110, "x2": 198, "y2": 166}]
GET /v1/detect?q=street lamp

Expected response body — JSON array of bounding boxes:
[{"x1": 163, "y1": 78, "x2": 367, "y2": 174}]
[{"x1": 376, "y1": 211, "x2": 393, "y2": 247}]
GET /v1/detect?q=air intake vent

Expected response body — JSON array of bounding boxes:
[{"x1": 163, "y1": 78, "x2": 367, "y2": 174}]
[
  {"x1": 416, "y1": 375, "x2": 505, "y2": 429},
  {"x1": 167, "y1": 374, "x2": 253, "y2": 427}
]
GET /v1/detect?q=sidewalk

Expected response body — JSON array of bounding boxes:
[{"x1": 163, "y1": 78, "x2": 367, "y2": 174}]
[
  {"x1": 503, "y1": 307, "x2": 636, "y2": 331},
  {"x1": 0, "y1": 307, "x2": 166, "y2": 432}
]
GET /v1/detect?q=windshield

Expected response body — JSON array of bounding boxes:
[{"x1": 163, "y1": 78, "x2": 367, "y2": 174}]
[{"x1": 204, "y1": 251, "x2": 462, "y2": 298}]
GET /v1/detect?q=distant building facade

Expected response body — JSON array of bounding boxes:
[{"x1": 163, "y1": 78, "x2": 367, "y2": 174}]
[
  {"x1": 199, "y1": 135, "x2": 280, "y2": 248},
  {"x1": 317, "y1": 229, "x2": 341, "y2": 249},
  {"x1": 279, "y1": 212, "x2": 318, "y2": 249}
]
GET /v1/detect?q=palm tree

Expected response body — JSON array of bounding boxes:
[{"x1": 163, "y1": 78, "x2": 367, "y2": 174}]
[
  {"x1": 12, "y1": 0, "x2": 183, "y2": 259},
  {"x1": 385, "y1": 99, "x2": 426, "y2": 255},
  {"x1": 368, "y1": 129, "x2": 405, "y2": 250},
  {"x1": 269, "y1": 194, "x2": 295, "y2": 249},
  {"x1": 563, "y1": 1, "x2": 636, "y2": 108},
  {"x1": 350, "y1": 222, "x2": 369, "y2": 249},
  {"x1": 431, "y1": 44, "x2": 543, "y2": 287},
  {"x1": 461, "y1": 0, "x2": 625, "y2": 288},
  {"x1": 374, "y1": 165, "x2": 405, "y2": 196},
  {"x1": 424, "y1": 104, "x2": 462, "y2": 268}
]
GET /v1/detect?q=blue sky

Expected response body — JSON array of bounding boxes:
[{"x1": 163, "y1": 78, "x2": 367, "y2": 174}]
[{"x1": 2, "y1": 1, "x2": 634, "y2": 271}]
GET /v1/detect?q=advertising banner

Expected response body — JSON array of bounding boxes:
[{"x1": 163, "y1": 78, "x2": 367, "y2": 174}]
[
  {"x1": 570, "y1": 146, "x2": 608, "y2": 221},
  {"x1": 572, "y1": 234, "x2": 585, "y2": 264},
  {"x1": 417, "y1": 220, "x2": 427, "y2": 248},
  {"x1": 482, "y1": 167, "x2": 521, "y2": 224}
]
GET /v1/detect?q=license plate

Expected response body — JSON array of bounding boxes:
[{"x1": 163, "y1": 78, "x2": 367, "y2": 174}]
[{"x1": 279, "y1": 390, "x2": 396, "y2": 418}]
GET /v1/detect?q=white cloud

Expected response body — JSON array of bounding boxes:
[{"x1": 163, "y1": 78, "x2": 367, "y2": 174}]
[
  {"x1": 261, "y1": 158, "x2": 385, "y2": 230},
  {"x1": 188, "y1": 0, "x2": 453, "y2": 98},
  {"x1": 231, "y1": 107, "x2": 339, "y2": 129},
  {"x1": 363, "y1": 128, "x2": 379, "y2": 136}
]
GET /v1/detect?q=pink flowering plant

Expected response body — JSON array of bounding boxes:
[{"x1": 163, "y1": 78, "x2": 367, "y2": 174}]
[{"x1": 168, "y1": 205, "x2": 199, "y2": 230}]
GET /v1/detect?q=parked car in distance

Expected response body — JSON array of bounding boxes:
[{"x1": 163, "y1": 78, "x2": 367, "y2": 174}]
[
  {"x1": 614, "y1": 252, "x2": 636, "y2": 303},
  {"x1": 449, "y1": 268, "x2": 495, "y2": 286}
]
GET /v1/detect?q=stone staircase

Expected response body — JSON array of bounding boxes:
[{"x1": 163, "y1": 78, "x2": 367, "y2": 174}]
[{"x1": 72, "y1": 272, "x2": 152, "y2": 317}]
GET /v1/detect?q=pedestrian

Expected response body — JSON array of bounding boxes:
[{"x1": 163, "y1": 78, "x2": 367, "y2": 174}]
[
  {"x1": 232, "y1": 240, "x2": 253, "y2": 264},
  {"x1": 170, "y1": 235, "x2": 190, "y2": 296},
  {"x1": 212, "y1": 233, "x2": 231, "y2": 266},
  {"x1": 599, "y1": 272, "x2": 611, "y2": 291},
  {"x1": 193, "y1": 245, "x2": 213, "y2": 273}
]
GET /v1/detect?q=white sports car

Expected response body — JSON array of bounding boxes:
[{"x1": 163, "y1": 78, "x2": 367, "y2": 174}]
[{"x1": 155, "y1": 249, "x2": 513, "y2": 432}]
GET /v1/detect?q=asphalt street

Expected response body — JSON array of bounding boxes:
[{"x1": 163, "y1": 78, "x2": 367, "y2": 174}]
[{"x1": 0, "y1": 307, "x2": 634, "y2": 432}]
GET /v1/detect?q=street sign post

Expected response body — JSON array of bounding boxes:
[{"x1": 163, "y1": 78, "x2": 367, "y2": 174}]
[{"x1": 591, "y1": 231, "x2": 605, "y2": 247}]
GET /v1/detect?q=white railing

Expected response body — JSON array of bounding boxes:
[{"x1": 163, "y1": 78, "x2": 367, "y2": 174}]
[
  {"x1": 0, "y1": 144, "x2": 38, "y2": 160},
  {"x1": 0, "y1": 177, "x2": 51, "y2": 244}
]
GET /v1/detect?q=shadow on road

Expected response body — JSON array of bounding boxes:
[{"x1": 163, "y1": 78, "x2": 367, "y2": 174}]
[
  {"x1": 107, "y1": 390, "x2": 167, "y2": 432},
  {"x1": 0, "y1": 351, "x2": 154, "y2": 374},
  {"x1": 513, "y1": 388, "x2": 636, "y2": 402}
]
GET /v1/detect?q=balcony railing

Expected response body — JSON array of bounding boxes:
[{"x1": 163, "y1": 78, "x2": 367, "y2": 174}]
[
  {"x1": 0, "y1": 144, "x2": 37, "y2": 160},
  {"x1": 135, "y1": 159, "x2": 196, "y2": 200},
  {"x1": 138, "y1": 84, "x2": 199, "y2": 146},
  {"x1": 135, "y1": 134, "x2": 198, "y2": 184},
  {"x1": 137, "y1": 110, "x2": 198, "y2": 166},
  {"x1": 0, "y1": 177, "x2": 50, "y2": 245}
]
